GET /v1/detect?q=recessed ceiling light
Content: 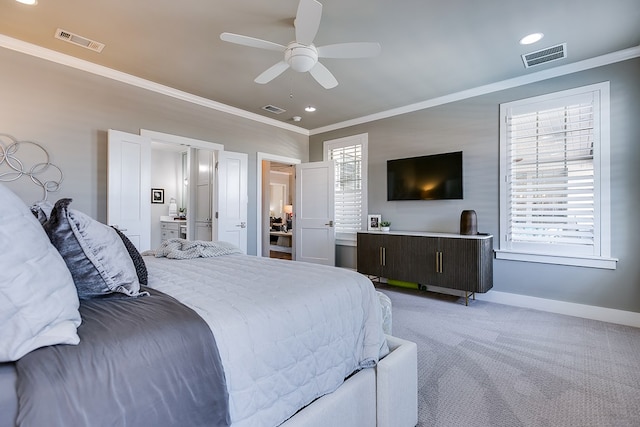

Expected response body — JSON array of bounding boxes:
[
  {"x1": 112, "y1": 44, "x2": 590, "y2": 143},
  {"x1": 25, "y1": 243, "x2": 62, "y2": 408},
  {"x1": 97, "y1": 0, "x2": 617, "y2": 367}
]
[
  {"x1": 304, "y1": 106, "x2": 316, "y2": 112},
  {"x1": 520, "y1": 33, "x2": 544, "y2": 45},
  {"x1": 16, "y1": 0, "x2": 38, "y2": 5}
]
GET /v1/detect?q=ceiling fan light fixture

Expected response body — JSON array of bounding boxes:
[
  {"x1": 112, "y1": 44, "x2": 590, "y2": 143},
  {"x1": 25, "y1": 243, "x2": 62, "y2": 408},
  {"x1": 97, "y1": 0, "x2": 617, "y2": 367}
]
[
  {"x1": 520, "y1": 33, "x2": 544, "y2": 45},
  {"x1": 220, "y1": 0, "x2": 380, "y2": 89},
  {"x1": 285, "y1": 43, "x2": 318, "y2": 72}
]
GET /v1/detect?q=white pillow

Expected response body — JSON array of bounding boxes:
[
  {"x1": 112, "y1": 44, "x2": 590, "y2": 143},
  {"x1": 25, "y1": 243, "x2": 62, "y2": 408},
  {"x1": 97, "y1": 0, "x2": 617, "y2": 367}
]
[{"x1": 0, "y1": 184, "x2": 81, "y2": 362}]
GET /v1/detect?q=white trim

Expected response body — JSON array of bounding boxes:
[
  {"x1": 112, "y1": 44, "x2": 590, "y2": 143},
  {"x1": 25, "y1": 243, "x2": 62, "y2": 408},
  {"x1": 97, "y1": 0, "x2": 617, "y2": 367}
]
[
  {"x1": 256, "y1": 152, "x2": 301, "y2": 256},
  {"x1": 336, "y1": 236, "x2": 357, "y2": 247},
  {"x1": 494, "y1": 250, "x2": 618, "y2": 269},
  {"x1": 0, "y1": 34, "x2": 640, "y2": 136},
  {"x1": 3, "y1": 34, "x2": 638, "y2": 137},
  {"x1": 475, "y1": 291, "x2": 640, "y2": 329},
  {"x1": 498, "y1": 82, "x2": 612, "y2": 268},
  {"x1": 324, "y1": 134, "x2": 369, "y2": 240},
  {"x1": 140, "y1": 129, "x2": 224, "y2": 151},
  {"x1": 310, "y1": 45, "x2": 640, "y2": 135},
  {"x1": 0, "y1": 34, "x2": 309, "y2": 136}
]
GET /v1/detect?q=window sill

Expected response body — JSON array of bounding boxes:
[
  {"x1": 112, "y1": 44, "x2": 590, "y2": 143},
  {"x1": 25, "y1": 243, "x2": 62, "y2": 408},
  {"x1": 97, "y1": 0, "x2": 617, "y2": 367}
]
[
  {"x1": 495, "y1": 250, "x2": 618, "y2": 270},
  {"x1": 336, "y1": 236, "x2": 357, "y2": 247}
]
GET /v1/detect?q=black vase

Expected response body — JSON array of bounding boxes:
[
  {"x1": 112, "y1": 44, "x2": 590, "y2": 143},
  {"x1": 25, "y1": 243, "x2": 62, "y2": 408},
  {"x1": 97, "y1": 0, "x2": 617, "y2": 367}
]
[{"x1": 460, "y1": 210, "x2": 477, "y2": 235}]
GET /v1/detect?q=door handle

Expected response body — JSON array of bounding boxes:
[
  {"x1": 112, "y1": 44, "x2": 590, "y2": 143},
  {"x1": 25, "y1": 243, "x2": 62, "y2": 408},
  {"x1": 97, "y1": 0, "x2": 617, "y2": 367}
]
[
  {"x1": 235, "y1": 222, "x2": 247, "y2": 228},
  {"x1": 324, "y1": 220, "x2": 334, "y2": 227},
  {"x1": 435, "y1": 251, "x2": 443, "y2": 273}
]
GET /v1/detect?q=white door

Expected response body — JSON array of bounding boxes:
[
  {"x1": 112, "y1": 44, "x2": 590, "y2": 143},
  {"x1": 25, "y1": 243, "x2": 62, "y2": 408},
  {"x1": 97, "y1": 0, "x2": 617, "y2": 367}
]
[
  {"x1": 295, "y1": 161, "x2": 335, "y2": 265},
  {"x1": 107, "y1": 129, "x2": 151, "y2": 251},
  {"x1": 217, "y1": 151, "x2": 248, "y2": 253}
]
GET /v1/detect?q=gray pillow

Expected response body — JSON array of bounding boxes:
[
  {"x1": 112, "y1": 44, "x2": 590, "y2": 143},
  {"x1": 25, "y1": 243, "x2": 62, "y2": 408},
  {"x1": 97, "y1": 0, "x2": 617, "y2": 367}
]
[
  {"x1": 111, "y1": 226, "x2": 148, "y2": 286},
  {"x1": 42, "y1": 198, "x2": 146, "y2": 299}
]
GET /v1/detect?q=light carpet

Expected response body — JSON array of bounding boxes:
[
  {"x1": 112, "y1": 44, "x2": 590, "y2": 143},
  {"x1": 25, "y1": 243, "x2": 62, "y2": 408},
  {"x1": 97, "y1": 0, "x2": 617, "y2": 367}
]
[{"x1": 377, "y1": 284, "x2": 640, "y2": 427}]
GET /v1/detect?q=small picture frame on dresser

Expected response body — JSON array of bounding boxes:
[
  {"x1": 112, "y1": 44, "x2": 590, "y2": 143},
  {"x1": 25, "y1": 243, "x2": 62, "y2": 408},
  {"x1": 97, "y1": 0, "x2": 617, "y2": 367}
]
[
  {"x1": 151, "y1": 188, "x2": 164, "y2": 204},
  {"x1": 367, "y1": 214, "x2": 381, "y2": 231}
]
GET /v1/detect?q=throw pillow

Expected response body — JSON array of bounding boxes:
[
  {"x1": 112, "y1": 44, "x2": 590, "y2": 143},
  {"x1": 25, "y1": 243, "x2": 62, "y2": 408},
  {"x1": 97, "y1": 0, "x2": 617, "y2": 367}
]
[
  {"x1": 42, "y1": 198, "x2": 146, "y2": 299},
  {"x1": 0, "y1": 184, "x2": 81, "y2": 362},
  {"x1": 32, "y1": 200, "x2": 149, "y2": 288},
  {"x1": 112, "y1": 226, "x2": 148, "y2": 286}
]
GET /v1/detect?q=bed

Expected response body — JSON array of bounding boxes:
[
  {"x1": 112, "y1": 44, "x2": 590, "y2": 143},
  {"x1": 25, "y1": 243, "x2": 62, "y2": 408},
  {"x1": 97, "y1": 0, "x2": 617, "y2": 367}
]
[{"x1": 0, "y1": 183, "x2": 417, "y2": 427}]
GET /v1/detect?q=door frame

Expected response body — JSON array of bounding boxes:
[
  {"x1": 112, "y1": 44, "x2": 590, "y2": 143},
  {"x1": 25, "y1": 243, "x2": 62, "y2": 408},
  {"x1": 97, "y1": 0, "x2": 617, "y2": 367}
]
[
  {"x1": 256, "y1": 152, "x2": 301, "y2": 257},
  {"x1": 140, "y1": 129, "x2": 224, "y2": 243}
]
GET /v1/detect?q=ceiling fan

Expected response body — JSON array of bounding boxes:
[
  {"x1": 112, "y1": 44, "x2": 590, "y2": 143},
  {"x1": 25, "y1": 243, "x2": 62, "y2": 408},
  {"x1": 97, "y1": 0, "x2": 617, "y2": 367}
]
[{"x1": 220, "y1": 0, "x2": 381, "y2": 89}]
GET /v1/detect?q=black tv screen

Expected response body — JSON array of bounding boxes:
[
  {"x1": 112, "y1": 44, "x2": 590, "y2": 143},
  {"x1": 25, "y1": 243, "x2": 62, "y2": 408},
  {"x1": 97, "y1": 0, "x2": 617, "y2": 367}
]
[{"x1": 387, "y1": 151, "x2": 463, "y2": 200}]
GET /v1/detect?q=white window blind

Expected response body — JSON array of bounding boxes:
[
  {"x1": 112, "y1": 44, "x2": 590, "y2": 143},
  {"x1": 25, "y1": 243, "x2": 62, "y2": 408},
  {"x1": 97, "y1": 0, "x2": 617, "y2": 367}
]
[
  {"x1": 329, "y1": 144, "x2": 363, "y2": 234},
  {"x1": 498, "y1": 83, "x2": 615, "y2": 268},
  {"x1": 324, "y1": 134, "x2": 368, "y2": 242}
]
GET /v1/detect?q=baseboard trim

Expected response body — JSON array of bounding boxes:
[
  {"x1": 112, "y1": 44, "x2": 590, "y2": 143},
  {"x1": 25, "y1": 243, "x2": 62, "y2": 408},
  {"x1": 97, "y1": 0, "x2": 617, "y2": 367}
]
[{"x1": 475, "y1": 291, "x2": 640, "y2": 329}]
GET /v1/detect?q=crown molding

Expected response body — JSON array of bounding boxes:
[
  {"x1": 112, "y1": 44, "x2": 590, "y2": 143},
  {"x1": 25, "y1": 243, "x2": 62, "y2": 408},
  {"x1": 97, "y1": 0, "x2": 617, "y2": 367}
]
[
  {"x1": 310, "y1": 44, "x2": 640, "y2": 135},
  {"x1": 3, "y1": 34, "x2": 637, "y2": 139},
  {"x1": 0, "y1": 34, "x2": 310, "y2": 136}
]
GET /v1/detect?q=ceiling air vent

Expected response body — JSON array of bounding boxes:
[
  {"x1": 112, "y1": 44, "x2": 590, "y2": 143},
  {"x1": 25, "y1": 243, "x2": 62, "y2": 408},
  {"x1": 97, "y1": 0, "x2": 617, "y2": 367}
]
[
  {"x1": 55, "y1": 28, "x2": 105, "y2": 53},
  {"x1": 522, "y1": 43, "x2": 566, "y2": 68},
  {"x1": 262, "y1": 104, "x2": 286, "y2": 114}
]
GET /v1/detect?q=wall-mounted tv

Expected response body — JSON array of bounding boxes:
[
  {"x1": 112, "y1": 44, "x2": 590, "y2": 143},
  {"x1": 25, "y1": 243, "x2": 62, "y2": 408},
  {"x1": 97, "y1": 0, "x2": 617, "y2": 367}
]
[{"x1": 387, "y1": 151, "x2": 463, "y2": 200}]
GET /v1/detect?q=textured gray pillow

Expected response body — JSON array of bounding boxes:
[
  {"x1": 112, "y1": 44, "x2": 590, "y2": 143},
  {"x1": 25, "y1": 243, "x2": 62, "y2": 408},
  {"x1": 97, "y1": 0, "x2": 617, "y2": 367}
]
[
  {"x1": 111, "y1": 226, "x2": 148, "y2": 286},
  {"x1": 42, "y1": 198, "x2": 146, "y2": 299}
]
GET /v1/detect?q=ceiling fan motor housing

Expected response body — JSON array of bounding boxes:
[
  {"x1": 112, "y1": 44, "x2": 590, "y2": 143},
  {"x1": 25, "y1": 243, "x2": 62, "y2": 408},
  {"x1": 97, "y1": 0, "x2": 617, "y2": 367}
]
[{"x1": 285, "y1": 42, "x2": 318, "y2": 72}]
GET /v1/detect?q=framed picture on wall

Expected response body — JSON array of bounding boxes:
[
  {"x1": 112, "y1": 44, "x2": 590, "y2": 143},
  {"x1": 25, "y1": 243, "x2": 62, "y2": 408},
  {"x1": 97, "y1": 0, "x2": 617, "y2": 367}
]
[
  {"x1": 367, "y1": 214, "x2": 381, "y2": 231},
  {"x1": 151, "y1": 188, "x2": 164, "y2": 204}
]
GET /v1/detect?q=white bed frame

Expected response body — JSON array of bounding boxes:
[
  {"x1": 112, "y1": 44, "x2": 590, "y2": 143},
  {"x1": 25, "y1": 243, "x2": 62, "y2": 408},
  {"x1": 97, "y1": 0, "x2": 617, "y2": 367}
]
[
  {"x1": 1, "y1": 336, "x2": 417, "y2": 427},
  {"x1": 281, "y1": 335, "x2": 418, "y2": 427}
]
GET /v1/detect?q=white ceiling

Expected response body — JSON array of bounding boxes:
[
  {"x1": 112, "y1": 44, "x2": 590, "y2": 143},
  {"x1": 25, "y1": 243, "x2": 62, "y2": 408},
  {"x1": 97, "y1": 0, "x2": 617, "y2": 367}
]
[{"x1": 2, "y1": 0, "x2": 639, "y2": 132}]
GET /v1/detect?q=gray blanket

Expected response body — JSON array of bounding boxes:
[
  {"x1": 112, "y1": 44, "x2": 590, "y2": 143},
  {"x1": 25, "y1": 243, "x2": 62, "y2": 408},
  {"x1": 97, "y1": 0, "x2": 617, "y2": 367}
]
[
  {"x1": 14, "y1": 287, "x2": 230, "y2": 427},
  {"x1": 145, "y1": 239, "x2": 243, "y2": 259}
]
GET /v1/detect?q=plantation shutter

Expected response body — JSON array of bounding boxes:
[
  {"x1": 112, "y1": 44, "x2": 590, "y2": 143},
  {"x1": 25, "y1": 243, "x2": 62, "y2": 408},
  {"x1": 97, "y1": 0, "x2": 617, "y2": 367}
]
[
  {"x1": 505, "y1": 91, "x2": 599, "y2": 256},
  {"x1": 328, "y1": 144, "x2": 363, "y2": 235}
]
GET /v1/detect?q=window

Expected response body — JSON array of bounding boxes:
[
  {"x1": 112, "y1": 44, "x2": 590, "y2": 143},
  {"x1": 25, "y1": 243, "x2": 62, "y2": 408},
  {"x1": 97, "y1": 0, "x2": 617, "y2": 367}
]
[
  {"x1": 497, "y1": 82, "x2": 616, "y2": 269},
  {"x1": 324, "y1": 134, "x2": 368, "y2": 245}
]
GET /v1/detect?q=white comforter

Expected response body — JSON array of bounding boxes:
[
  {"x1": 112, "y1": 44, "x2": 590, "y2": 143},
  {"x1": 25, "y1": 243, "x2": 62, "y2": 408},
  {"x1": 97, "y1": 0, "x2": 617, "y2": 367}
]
[{"x1": 144, "y1": 254, "x2": 388, "y2": 427}]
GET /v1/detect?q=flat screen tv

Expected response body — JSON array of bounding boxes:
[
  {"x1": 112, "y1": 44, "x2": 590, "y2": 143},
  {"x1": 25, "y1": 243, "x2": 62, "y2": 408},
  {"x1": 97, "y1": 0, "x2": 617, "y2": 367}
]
[{"x1": 387, "y1": 151, "x2": 463, "y2": 200}]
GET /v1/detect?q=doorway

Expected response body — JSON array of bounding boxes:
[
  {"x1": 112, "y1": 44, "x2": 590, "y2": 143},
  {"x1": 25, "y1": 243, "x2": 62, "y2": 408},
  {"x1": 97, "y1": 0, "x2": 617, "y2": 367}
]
[
  {"x1": 140, "y1": 130, "x2": 249, "y2": 254},
  {"x1": 266, "y1": 162, "x2": 294, "y2": 260},
  {"x1": 256, "y1": 153, "x2": 301, "y2": 259}
]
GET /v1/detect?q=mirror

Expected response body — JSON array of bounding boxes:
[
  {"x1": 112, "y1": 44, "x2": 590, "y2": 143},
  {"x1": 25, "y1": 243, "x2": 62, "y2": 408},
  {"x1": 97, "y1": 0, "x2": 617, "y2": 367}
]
[{"x1": 269, "y1": 183, "x2": 287, "y2": 220}]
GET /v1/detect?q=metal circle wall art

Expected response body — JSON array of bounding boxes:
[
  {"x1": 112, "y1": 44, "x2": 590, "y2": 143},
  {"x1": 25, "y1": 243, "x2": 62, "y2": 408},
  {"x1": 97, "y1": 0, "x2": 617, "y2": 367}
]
[{"x1": 0, "y1": 133, "x2": 64, "y2": 200}]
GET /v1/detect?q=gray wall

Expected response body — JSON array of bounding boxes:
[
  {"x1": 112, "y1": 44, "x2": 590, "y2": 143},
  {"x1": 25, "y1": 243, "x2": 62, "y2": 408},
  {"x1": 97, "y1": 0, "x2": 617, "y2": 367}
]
[
  {"x1": 0, "y1": 47, "x2": 308, "y2": 255},
  {"x1": 310, "y1": 58, "x2": 640, "y2": 314}
]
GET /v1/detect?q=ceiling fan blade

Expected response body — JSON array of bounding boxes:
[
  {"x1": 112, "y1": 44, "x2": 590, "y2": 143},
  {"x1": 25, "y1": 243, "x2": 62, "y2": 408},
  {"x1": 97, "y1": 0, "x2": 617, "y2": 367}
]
[
  {"x1": 220, "y1": 32, "x2": 285, "y2": 52},
  {"x1": 255, "y1": 61, "x2": 290, "y2": 84},
  {"x1": 317, "y1": 42, "x2": 382, "y2": 58},
  {"x1": 294, "y1": 0, "x2": 322, "y2": 46},
  {"x1": 309, "y1": 61, "x2": 338, "y2": 89}
]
